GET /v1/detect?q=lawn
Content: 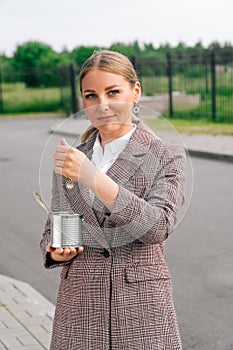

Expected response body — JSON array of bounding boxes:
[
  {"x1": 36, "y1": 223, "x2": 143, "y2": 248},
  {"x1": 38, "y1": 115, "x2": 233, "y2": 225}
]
[
  {"x1": 1, "y1": 83, "x2": 63, "y2": 113},
  {"x1": 146, "y1": 117, "x2": 233, "y2": 136}
]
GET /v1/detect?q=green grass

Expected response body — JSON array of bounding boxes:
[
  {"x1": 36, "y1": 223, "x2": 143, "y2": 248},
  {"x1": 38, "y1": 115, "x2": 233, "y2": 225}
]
[
  {"x1": 142, "y1": 72, "x2": 233, "y2": 97},
  {"x1": 142, "y1": 74, "x2": 233, "y2": 123},
  {"x1": 171, "y1": 94, "x2": 233, "y2": 123},
  {"x1": 146, "y1": 117, "x2": 233, "y2": 136},
  {"x1": 1, "y1": 83, "x2": 63, "y2": 113}
]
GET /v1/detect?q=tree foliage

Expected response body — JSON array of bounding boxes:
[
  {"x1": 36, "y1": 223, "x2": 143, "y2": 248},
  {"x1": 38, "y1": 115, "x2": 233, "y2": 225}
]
[
  {"x1": 11, "y1": 41, "x2": 72, "y2": 87},
  {"x1": 1, "y1": 40, "x2": 233, "y2": 87},
  {"x1": 71, "y1": 45, "x2": 101, "y2": 67}
]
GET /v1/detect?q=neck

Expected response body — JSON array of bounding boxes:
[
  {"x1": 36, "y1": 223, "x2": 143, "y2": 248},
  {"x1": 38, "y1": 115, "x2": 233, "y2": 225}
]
[{"x1": 99, "y1": 124, "x2": 134, "y2": 148}]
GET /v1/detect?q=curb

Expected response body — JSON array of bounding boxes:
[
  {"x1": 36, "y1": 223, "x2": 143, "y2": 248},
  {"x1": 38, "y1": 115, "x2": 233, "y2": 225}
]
[{"x1": 186, "y1": 149, "x2": 233, "y2": 163}]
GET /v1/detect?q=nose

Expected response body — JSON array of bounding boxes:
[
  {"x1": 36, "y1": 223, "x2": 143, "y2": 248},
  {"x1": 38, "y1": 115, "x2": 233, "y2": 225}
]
[{"x1": 98, "y1": 97, "x2": 109, "y2": 112}]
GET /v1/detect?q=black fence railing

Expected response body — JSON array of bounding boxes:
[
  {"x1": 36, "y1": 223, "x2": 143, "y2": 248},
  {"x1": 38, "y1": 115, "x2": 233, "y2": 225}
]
[
  {"x1": 0, "y1": 50, "x2": 232, "y2": 122},
  {"x1": 137, "y1": 50, "x2": 233, "y2": 123},
  {"x1": 0, "y1": 64, "x2": 80, "y2": 115}
]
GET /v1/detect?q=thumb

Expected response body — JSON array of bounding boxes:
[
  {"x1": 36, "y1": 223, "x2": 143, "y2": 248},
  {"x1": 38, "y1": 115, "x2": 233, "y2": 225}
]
[{"x1": 61, "y1": 138, "x2": 69, "y2": 146}]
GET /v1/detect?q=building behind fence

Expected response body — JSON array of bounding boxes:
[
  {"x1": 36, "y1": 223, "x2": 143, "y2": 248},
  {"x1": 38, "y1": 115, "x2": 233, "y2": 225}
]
[{"x1": 0, "y1": 50, "x2": 232, "y2": 122}]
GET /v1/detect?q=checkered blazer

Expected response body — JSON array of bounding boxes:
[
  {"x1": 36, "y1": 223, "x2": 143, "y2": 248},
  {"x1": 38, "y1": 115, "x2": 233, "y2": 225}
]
[{"x1": 41, "y1": 121, "x2": 186, "y2": 350}]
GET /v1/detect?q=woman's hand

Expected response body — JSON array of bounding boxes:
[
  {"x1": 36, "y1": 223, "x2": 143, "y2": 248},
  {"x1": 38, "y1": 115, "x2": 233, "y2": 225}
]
[
  {"x1": 46, "y1": 245, "x2": 84, "y2": 262},
  {"x1": 54, "y1": 138, "x2": 96, "y2": 185},
  {"x1": 54, "y1": 138, "x2": 119, "y2": 212}
]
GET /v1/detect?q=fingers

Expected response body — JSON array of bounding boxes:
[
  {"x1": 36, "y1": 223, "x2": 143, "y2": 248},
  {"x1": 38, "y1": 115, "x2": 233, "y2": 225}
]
[
  {"x1": 47, "y1": 245, "x2": 84, "y2": 255},
  {"x1": 53, "y1": 139, "x2": 87, "y2": 181},
  {"x1": 53, "y1": 138, "x2": 70, "y2": 175},
  {"x1": 54, "y1": 146, "x2": 70, "y2": 161},
  {"x1": 54, "y1": 160, "x2": 63, "y2": 168},
  {"x1": 78, "y1": 246, "x2": 84, "y2": 253},
  {"x1": 61, "y1": 138, "x2": 68, "y2": 146},
  {"x1": 46, "y1": 245, "x2": 84, "y2": 262},
  {"x1": 54, "y1": 139, "x2": 71, "y2": 159}
]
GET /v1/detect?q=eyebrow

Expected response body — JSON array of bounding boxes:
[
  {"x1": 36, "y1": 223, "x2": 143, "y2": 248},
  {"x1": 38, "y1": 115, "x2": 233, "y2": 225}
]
[{"x1": 83, "y1": 85, "x2": 122, "y2": 93}]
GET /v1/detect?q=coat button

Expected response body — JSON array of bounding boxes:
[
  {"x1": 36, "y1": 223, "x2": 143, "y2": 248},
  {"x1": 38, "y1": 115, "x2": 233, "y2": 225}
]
[{"x1": 100, "y1": 249, "x2": 110, "y2": 258}]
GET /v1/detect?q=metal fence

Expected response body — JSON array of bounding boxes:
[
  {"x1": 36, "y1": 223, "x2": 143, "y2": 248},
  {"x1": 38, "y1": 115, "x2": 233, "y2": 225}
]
[
  {"x1": 139, "y1": 50, "x2": 233, "y2": 123},
  {"x1": 0, "y1": 64, "x2": 79, "y2": 115},
  {"x1": 0, "y1": 50, "x2": 232, "y2": 122}
]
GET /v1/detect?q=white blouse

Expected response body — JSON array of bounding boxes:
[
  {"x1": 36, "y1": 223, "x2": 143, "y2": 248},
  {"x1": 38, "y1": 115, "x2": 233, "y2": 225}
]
[{"x1": 89, "y1": 126, "x2": 136, "y2": 203}]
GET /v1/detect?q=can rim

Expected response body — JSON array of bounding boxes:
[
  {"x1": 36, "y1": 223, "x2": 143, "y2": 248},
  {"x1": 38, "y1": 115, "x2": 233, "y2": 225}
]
[{"x1": 52, "y1": 212, "x2": 83, "y2": 217}]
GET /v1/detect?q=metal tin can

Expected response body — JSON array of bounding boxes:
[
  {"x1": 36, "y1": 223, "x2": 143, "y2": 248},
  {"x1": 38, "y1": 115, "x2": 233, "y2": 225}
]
[{"x1": 51, "y1": 212, "x2": 83, "y2": 248}]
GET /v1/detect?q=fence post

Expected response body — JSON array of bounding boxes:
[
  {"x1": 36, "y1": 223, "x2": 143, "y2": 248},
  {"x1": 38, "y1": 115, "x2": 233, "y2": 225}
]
[
  {"x1": 166, "y1": 52, "x2": 173, "y2": 117},
  {"x1": 205, "y1": 63, "x2": 209, "y2": 94},
  {"x1": 0, "y1": 62, "x2": 3, "y2": 113},
  {"x1": 69, "y1": 64, "x2": 79, "y2": 115},
  {"x1": 210, "y1": 50, "x2": 216, "y2": 122},
  {"x1": 131, "y1": 55, "x2": 142, "y2": 85}
]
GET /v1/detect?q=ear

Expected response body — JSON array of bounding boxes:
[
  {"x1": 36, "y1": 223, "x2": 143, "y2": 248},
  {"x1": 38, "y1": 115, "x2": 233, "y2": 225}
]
[{"x1": 133, "y1": 81, "x2": 141, "y2": 104}]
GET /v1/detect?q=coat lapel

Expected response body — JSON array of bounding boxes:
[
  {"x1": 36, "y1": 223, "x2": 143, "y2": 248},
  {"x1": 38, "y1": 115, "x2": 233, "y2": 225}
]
[
  {"x1": 65, "y1": 122, "x2": 152, "y2": 249},
  {"x1": 92, "y1": 122, "x2": 151, "y2": 212},
  {"x1": 107, "y1": 130, "x2": 149, "y2": 184}
]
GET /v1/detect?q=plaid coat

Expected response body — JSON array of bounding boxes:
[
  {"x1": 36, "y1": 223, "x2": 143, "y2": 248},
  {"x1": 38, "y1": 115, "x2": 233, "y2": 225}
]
[{"x1": 40, "y1": 121, "x2": 186, "y2": 350}]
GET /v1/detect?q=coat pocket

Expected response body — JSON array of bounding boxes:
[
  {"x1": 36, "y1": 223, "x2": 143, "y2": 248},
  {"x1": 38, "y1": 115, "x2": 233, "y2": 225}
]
[{"x1": 125, "y1": 263, "x2": 170, "y2": 283}]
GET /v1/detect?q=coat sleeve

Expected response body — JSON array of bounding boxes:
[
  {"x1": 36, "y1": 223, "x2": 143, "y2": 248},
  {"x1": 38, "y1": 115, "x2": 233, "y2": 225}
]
[
  {"x1": 108, "y1": 143, "x2": 186, "y2": 244},
  {"x1": 40, "y1": 172, "x2": 75, "y2": 269}
]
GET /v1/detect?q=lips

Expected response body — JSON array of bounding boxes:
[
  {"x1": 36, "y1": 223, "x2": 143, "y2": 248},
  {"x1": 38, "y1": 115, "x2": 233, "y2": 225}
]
[{"x1": 97, "y1": 115, "x2": 116, "y2": 121}]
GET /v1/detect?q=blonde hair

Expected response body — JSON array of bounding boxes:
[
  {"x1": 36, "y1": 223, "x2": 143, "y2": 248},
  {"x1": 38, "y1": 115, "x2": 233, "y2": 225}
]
[{"x1": 79, "y1": 50, "x2": 139, "y2": 143}]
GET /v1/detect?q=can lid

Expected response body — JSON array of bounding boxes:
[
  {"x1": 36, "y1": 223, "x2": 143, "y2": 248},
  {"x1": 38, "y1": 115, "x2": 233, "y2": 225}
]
[{"x1": 52, "y1": 212, "x2": 82, "y2": 217}]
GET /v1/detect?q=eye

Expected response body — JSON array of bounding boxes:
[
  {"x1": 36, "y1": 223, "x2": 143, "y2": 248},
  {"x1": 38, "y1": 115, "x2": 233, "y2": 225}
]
[
  {"x1": 108, "y1": 89, "x2": 120, "y2": 96},
  {"x1": 84, "y1": 93, "x2": 97, "y2": 99}
]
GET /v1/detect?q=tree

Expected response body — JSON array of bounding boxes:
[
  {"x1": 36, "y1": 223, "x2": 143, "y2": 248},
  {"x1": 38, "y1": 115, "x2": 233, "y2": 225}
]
[
  {"x1": 71, "y1": 46, "x2": 101, "y2": 67},
  {"x1": 109, "y1": 41, "x2": 141, "y2": 58},
  {"x1": 13, "y1": 41, "x2": 61, "y2": 87},
  {"x1": 0, "y1": 55, "x2": 15, "y2": 83}
]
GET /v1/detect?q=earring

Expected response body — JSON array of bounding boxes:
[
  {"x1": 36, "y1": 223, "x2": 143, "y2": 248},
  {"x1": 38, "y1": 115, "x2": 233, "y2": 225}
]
[{"x1": 133, "y1": 103, "x2": 140, "y2": 115}]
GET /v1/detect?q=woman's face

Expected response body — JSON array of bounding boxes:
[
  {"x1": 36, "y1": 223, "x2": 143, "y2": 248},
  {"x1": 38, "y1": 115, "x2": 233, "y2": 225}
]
[{"x1": 81, "y1": 68, "x2": 141, "y2": 141}]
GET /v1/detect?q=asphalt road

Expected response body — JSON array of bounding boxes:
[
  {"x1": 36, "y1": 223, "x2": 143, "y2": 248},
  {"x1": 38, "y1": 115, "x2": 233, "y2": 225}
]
[{"x1": 0, "y1": 116, "x2": 232, "y2": 350}]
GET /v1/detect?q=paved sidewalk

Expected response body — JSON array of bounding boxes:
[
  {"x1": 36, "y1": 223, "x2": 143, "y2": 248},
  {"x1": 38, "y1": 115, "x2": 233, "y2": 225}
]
[{"x1": 0, "y1": 275, "x2": 54, "y2": 350}]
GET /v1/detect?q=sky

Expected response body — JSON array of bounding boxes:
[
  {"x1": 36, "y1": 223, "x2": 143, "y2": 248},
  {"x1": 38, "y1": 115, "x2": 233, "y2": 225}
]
[{"x1": 0, "y1": 0, "x2": 232, "y2": 56}]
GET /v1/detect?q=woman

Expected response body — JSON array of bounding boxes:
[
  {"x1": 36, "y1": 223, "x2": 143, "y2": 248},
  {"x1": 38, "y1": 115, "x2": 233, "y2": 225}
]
[{"x1": 41, "y1": 50, "x2": 186, "y2": 349}]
